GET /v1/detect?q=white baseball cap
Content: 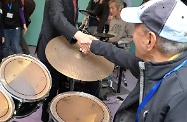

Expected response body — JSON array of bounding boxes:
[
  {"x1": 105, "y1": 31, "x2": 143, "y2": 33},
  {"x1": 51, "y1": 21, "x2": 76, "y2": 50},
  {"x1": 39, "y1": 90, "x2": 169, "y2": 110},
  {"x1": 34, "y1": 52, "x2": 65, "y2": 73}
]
[{"x1": 120, "y1": 0, "x2": 187, "y2": 42}]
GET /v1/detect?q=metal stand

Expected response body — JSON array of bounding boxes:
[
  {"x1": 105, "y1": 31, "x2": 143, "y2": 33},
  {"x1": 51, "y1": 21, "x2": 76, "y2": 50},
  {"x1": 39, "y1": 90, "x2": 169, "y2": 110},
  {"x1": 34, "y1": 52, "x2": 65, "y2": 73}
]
[
  {"x1": 117, "y1": 66, "x2": 127, "y2": 93},
  {"x1": 69, "y1": 78, "x2": 75, "y2": 91},
  {"x1": 78, "y1": 16, "x2": 91, "y2": 34}
]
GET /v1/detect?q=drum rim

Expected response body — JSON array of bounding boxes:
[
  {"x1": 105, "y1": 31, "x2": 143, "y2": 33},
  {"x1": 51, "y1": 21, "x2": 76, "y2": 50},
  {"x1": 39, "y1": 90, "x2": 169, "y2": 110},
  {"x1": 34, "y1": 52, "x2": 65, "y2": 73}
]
[
  {"x1": 0, "y1": 87, "x2": 15, "y2": 121},
  {"x1": 49, "y1": 91, "x2": 111, "y2": 122},
  {"x1": 0, "y1": 54, "x2": 52, "y2": 102}
]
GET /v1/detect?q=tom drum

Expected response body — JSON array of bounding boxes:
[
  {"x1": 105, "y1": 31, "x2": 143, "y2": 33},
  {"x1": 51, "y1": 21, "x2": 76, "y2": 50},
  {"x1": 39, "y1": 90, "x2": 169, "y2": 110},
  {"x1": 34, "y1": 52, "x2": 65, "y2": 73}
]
[
  {"x1": 0, "y1": 87, "x2": 15, "y2": 121},
  {"x1": 49, "y1": 92, "x2": 111, "y2": 122},
  {"x1": 0, "y1": 54, "x2": 51, "y2": 118}
]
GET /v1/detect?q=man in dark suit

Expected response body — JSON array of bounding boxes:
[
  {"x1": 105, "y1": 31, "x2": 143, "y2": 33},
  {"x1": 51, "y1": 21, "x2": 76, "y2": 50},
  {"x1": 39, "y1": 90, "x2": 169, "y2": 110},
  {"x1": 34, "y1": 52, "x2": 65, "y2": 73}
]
[{"x1": 35, "y1": 0, "x2": 97, "y2": 121}]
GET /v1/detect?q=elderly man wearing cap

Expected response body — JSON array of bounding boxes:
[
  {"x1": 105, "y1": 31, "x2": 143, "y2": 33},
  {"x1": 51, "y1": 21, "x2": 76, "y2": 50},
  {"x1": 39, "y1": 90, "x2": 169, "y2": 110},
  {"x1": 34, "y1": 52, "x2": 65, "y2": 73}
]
[{"x1": 80, "y1": 0, "x2": 187, "y2": 121}]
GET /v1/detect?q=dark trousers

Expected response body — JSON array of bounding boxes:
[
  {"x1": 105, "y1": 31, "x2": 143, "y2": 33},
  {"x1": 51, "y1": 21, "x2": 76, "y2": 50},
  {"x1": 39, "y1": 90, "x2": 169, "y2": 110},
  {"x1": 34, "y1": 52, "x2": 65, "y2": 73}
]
[
  {"x1": 41, "y1": 62, "x2": 101, "y2": 121},
  {"x1": 41, "y1": 61, "x2": 68, "y2": 122},
  {"x1": 74, "y1": 80, "x2": 101, "y2": 98}
]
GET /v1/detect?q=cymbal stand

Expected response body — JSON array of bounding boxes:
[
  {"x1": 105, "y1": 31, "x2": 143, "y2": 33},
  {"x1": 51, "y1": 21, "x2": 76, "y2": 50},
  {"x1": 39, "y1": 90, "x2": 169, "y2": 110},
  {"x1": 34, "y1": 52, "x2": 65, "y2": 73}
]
[
  {"x1": 117, "y1": 66, "x2": 127, "y2": 93},
  {"x1": 78, "y1": 15, "x2": 90, "y2": 34},
  {"x1": 69, "y1": 78, "x2": 75, "y2": 91},
  {"x1": 105, "y1": 73, "x2": 116, "y2": 92},
  {"x1": 101, "y1": 74, "x2": 117, "y2": 98}
]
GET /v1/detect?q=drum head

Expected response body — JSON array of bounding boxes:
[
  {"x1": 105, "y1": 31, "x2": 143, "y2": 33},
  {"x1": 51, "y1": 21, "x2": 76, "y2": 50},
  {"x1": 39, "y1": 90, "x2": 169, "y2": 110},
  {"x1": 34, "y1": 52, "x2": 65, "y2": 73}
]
[
  {"x1": 0, "y1": 88, "x2": 15, "y2": 121},
  {"x1": 50, "y1": 92, "x2": 110, "y2": 122},
  {"x1": 0, "y1": 54, "x2": 51, "y2": 101}
]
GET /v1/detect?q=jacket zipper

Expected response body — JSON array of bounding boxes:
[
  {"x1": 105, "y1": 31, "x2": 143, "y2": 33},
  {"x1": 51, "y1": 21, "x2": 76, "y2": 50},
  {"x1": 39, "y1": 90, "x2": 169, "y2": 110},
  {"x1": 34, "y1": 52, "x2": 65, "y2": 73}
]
[{"x1": 139, "y1": 61, "x2": 145, "y2": 103}]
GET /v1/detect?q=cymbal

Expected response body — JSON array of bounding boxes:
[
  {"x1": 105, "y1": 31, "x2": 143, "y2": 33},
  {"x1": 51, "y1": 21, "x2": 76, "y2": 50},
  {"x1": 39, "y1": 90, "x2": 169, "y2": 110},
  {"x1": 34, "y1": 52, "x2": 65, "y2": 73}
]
[
  {"x1": 45, "y1": 36, "x2": 114, "y2": 81},
  {"x1": 94, "y1": 33, "x2": 115, "y2": 38},
  {"x1": 79, "y1": 10, "x2": 97, "y2": 18}
]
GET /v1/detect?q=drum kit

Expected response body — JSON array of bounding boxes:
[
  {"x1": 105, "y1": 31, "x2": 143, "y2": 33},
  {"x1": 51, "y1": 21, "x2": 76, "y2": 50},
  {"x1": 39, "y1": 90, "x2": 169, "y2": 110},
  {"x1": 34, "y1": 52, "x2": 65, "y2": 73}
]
[
  {"x1": 0, "y1": 54, "x2": 51, "y2": 121},
  {"x1": 78, "y1": 10, "x2": 96, "y2": 35},
  {"x1": 94, "y1": 33, "x2": 115, "y2": 42},
  {"x1": 44, "y1": 35, "x2": 114, "y2": 121},
  {"x1": 0, "y1": 10, "x2": 115, "y2": 122},
  {"x1": 79, "y1": 9, "x2": 115, "y2": 41}
]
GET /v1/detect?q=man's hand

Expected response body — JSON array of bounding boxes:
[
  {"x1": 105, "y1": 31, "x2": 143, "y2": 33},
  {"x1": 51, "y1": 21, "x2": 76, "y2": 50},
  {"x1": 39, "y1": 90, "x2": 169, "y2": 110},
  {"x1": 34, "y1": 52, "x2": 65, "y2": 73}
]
[
  {"x1": 2, "y1": 37, "x2": 4, "y2": 43},
  {"x1": 74, "y1": 31, "x2": 98, "y2": 54},
  {"x1": 23, "y1": 24, "x2": 28, "y2": 34}
]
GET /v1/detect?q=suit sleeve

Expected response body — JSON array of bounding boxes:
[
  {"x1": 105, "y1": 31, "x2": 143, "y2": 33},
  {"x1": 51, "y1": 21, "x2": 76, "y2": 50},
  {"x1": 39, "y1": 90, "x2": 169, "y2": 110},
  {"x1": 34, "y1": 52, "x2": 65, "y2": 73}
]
[
  {"x1": 48, "y1": 0, "x2": 77, "y2": 41},
  {"x1": 90, "y1": 40, "x2": 140, "y2": 78}
]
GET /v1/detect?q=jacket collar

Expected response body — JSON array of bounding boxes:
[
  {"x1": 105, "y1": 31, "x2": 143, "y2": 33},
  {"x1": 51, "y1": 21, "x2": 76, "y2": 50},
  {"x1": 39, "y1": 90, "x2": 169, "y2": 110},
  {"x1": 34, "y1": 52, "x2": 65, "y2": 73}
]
[{"x1": 143, "y1": 51, "x2": 187, "y2": 81}]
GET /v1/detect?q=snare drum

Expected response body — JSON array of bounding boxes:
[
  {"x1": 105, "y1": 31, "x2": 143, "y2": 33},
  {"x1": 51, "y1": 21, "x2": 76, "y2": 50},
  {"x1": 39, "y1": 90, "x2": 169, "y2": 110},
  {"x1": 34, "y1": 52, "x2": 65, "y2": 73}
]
[
  {"x1": 0, "y1": 54, "x2": 52, "y2": 118},
  {"x1": 0, "y1": 87, "x2": 15, "y2": 121},
  {"x1": 49, "y1": 92, "x2": 111, "y2": 122}
]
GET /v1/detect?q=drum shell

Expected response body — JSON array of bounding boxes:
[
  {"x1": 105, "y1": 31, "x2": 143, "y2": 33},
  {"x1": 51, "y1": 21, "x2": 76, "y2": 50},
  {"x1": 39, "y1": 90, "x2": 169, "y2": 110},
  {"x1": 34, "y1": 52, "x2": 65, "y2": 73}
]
[{"x1": 13, "y1": 99, "x2": 41, "y2": 119}]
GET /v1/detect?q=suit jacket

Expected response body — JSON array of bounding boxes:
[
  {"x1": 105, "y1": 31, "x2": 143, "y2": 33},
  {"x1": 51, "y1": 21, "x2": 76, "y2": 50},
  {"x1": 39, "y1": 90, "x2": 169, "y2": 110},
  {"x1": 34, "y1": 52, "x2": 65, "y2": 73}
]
[{"x1": 36, "y1": 0, "x2": 78, "y2": 63}]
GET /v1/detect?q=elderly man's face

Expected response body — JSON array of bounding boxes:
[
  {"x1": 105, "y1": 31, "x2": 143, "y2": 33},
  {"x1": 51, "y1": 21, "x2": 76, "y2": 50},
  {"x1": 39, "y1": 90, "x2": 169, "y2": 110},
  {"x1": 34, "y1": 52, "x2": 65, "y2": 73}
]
[
  {"x1": 109, "y1": 2, "x2": 121, "y2": 18},
  {"x1": 133, "y1": 24, "x2": 148, "y2": 60}
]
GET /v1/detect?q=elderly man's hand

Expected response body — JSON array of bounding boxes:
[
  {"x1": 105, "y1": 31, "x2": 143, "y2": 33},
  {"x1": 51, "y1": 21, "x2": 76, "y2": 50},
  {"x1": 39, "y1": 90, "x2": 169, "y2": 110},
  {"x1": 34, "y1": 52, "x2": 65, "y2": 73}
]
[{"x1": 74, "y1": 31, "x2": 98, "y2": 54}]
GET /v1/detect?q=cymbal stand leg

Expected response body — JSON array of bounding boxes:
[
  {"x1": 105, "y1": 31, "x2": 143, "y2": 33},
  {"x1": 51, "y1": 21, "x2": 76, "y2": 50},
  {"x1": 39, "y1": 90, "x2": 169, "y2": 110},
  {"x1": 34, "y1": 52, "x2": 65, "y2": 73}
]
[
  {"x1": 98, "y1": 80, "x2": 103, "y2": 98},
  {"x1": 109, "y1": 79, "x2": 117, "y2": 93},
  {"x1": 123, "y1": 71, "x2": 128, "y2": 86},
  {"x1": 70, "y1": 79, "x2": 75, "y2": 91},
  {"x1": 117, "y1": 66, "x2": 122, "y2": 93}
]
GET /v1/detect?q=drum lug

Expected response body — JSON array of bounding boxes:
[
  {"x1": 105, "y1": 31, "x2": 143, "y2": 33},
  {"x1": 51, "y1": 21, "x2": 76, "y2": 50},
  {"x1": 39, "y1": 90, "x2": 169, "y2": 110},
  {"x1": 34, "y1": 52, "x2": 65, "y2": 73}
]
[
  {"x1": 37, "y1": 103, "x2": 41, "y2": 109},
  {"x1": 14, "y1": 110, "x2": 17, "y2": 115},
  {"x1": 46, "y1": 93, "x2": 49, "y2": 97},
  {"x1": 14, "y1": 101, "x2": 23, "y2": 115}
]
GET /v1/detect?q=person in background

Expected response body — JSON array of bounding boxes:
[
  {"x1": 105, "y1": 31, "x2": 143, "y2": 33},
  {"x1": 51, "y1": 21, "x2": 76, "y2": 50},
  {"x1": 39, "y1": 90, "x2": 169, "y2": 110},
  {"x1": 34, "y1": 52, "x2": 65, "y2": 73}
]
[
  {"x1": 0, "y1": 0, "x2": 4, "y2": 62},
  {"x1": 2, "y1": 0, "x2": 27, "y2": 57},
  {"x1": 35, "y1": 0, "x2": 97, "y2": 121},
  {"x1": 79, "y1": 0, "x2": 187, "y2": 121},
  {"x1": 20, "y1": 0, "x2": 35, "y2": 55},
  {"x1": 108, "y1": 0, "x2": 134, "y2": 50},
  {"x1": 95, "y1": 0, "x2": 110, "y2": 33},
  {"x1": 86, "y1": 0, "x2": 99, "y2": 34}
]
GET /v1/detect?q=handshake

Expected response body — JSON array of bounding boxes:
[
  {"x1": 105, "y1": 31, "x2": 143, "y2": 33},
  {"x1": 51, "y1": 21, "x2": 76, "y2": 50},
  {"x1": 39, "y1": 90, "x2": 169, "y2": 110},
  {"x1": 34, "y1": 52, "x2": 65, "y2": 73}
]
[{"x1": 74, "y1": 31, "x2": 99, "y2": 54}]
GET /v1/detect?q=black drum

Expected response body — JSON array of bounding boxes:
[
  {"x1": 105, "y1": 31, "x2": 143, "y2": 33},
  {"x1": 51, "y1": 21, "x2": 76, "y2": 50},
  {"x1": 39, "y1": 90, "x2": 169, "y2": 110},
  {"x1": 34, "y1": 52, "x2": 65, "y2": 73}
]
[{"x1": 0, "y1": 54, "x2": 52, "y2": 119}]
